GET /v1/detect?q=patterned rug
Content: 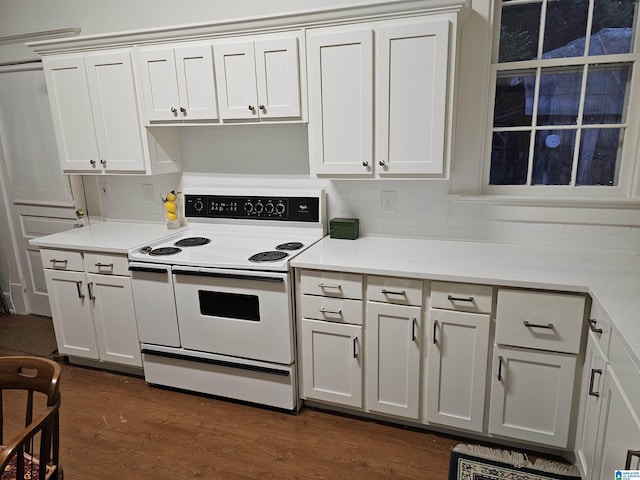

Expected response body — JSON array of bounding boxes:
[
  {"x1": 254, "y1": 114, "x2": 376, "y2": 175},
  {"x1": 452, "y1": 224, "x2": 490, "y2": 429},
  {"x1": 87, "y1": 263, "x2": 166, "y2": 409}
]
[{"x1": 449, "y1": 444, "x2": 581, "y2": 480}]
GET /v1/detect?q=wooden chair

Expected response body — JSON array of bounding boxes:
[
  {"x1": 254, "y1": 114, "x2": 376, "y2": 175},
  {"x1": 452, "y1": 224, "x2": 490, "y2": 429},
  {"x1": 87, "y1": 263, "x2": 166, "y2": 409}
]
[{"x1": 0, "y1": 356, "x2": 62, "y2": 479}]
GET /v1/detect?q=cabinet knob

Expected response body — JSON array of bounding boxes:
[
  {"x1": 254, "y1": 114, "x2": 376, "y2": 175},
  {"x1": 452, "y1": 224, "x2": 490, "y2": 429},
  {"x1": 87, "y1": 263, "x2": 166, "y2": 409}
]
[
  {"x1": 171, "y1": 107, "x2": 178, "y2": 114},
  {"x1": 362, "y1": 161, "x2": 369, "y2": 167},
  {"x1": 180, "y1": 107, "x2": 186, "y2": 114},
  {"x1": 100, "y1": 159, "x2": 107, "y2": 167},
  {"x1": 89, "y1": 159, "x2": 96, "y2": 167},
  {"x1": 248, "y1": 105, "x2": 255, "y2": 112},
  {"x1": 259, "y1": 104, "x2": 266, "y2": 111},
  {"x1": 379, "y1": 160, "x2": 386, "y2": 166}
]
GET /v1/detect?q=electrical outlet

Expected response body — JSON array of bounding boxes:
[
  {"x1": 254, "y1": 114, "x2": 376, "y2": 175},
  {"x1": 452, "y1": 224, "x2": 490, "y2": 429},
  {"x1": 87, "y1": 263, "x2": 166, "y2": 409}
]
[
  {"x1": 99, "y1": 183, "x2": 109, "y2": 197},
  {"x1": 381, "y1": 191, "x2": 396, "y2": 212},
  {"x1": 143, "y1": 184, "x2": 155, "y2": 202}
]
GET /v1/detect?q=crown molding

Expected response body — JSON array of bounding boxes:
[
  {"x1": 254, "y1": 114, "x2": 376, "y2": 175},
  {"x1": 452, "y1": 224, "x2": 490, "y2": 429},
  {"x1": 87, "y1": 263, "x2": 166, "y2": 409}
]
[{"x1": 0, "y1": 28, "x2": 81, "y2": 46}]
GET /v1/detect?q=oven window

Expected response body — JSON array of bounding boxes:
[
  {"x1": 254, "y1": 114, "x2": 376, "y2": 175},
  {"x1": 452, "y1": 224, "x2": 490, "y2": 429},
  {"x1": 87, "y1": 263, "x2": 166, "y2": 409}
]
[{"x1": 198, "y1": 290, "x2": 260, "y2": 322}]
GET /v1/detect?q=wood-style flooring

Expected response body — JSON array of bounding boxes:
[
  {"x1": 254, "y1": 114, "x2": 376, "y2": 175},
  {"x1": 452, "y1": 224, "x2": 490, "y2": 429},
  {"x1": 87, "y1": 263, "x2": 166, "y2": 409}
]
[{"x1": 1, "y1": 349, "x2": 465, "y2": 480}]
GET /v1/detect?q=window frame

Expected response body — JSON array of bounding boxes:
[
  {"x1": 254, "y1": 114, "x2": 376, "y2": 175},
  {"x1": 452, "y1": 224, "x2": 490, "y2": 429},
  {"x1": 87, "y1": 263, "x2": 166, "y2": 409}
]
[{"x1": 481, "y1": 0, "x2": 640, "y2": 199}]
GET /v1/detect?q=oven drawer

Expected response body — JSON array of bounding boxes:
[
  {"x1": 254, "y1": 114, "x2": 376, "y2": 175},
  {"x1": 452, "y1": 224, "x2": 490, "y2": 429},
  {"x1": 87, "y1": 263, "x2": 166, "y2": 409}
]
[
  {"x1": 41, "y1": 248, "x2": 83, "y2": 271},
  {"x1": 431, "y1": 282, "x2": 493, "y2": 313},
  {"x1": 301, "y1": 294, "x2": 363, "y2": 325},
  {"x1": 85, "y1": 253, "x2": 129, "y2": 276},
  {"x1": 300, "y1": 270, "x2": 363, "y2": 299},
  {"x1": 495, "y1": 289, "x2": 586, "y2": 354},
  {"x1": 367, "y1": 276, "x2": 423, "y2": 306}
]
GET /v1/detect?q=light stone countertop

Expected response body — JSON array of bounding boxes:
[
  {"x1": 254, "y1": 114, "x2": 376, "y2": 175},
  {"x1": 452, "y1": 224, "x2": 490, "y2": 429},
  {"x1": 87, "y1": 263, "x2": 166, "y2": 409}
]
[
  {"x1": 291, "y1": 235, "x2": 640, "y2": 368},
  {"x1": 29, "y1": 220, "x2": 184, "y2": 254}
]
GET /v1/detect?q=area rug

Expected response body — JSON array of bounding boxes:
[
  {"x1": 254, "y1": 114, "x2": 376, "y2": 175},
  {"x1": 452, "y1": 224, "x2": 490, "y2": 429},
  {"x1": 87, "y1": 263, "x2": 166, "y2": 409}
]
[
  {"x1": 449, "y1": 444, "x2": 581, "y2": 480},
  {"x1": 0, "y1": 314, "x2": 58, "y2": 357}
]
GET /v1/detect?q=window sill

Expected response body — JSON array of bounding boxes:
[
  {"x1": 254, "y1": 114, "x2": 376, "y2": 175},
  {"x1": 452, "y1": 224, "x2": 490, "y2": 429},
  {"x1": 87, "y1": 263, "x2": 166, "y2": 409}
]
[{"x1": 449, "y1": 195, "x2": 640, "y2": 226}]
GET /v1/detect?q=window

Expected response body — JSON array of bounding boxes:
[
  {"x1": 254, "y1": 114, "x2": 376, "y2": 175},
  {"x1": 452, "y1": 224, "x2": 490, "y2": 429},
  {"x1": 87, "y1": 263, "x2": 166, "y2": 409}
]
[{"x1": 486, "y1": 0, "x2": 639, "y2": 196}]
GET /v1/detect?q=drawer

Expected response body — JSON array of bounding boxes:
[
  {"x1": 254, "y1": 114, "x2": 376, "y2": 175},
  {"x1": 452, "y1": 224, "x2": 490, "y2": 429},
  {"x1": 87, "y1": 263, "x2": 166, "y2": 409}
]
[
  {"x1": 84, "y1": 253, "x2": 130, "y2": 276},
  {"x1": 587, "y1": 300, "x2": 611, "y2": 356},
  {"x1": 495, "y1": 289, "x2": 586, "y2": 354},
  {"x1": 40, "y1": 248, "x2": 83, "y2": 272},
  {"x1": 301, "y1": 294, "x2": 363, "y2": 325},
  {"x1": 367, "y1": 276, "x2": 423, "y2": 306},
  {"x1": 431, "y1": 282, "x2": 493, "y2": 313},
  {"x1": 300, "y1": 270, "x2": 363, "y2": 299}
]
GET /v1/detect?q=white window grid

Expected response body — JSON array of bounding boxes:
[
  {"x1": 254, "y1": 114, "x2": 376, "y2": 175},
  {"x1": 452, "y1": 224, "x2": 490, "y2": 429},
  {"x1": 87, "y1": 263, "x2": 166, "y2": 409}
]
[{"x1": 483, "y1": 0, "x2": 640, "y2": 197}]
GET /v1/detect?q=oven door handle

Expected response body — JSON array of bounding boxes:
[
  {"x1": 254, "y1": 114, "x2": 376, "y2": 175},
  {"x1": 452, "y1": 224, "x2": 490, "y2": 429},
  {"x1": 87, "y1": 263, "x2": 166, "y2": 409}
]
[
  {"x1": 129, "y1": 265, "x2": 170, "y2": 274},
  {"x1": 172, "y1": 269, "x2": 284, "y2": 283}
]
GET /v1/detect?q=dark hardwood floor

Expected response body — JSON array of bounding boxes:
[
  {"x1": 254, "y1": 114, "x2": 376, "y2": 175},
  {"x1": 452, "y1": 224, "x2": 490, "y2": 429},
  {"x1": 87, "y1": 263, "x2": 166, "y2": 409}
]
[{"x1": 1, "y1": 349, "x2": 466, "y2": 480}]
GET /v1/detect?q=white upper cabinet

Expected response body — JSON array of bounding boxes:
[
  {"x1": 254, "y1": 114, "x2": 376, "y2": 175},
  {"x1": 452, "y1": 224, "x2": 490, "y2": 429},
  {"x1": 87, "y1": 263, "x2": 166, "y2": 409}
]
[
  {"x1": 213, "y1": 34, "x2": 302, "y2": 121},
  {"x1": 43, "y1": 49, "x2": 181, "y2": 175},
  {"x1": 307, "y1": 15, "x2": 457, "y2": 178},
  {"x1": 307, "y1": 27, "x2": 374, "y2": 176},
  {"x1": 138, "y1": 44, "x2": 218, "y2": 122}
]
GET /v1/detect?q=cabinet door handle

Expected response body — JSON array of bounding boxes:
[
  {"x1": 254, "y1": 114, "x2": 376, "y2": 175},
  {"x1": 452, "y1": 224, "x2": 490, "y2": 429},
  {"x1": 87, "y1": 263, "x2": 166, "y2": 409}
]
[
  {"x1": 381, "y1": 288, "x2": 406, "y2": 296},
  {"x1": 50, "y1": 259, "x2": 68, "y2": 267},
  {"x1": 626, "y1": 450, "x2": 640, "y2": 470},
  {"x1": 588, "y1": 368, "x2": 602, "y2": 397},
  {"x1": 87, "y1": 282, "x2": 95, "y2": 300},
  {"x1": 100, "y1": 159, "x2": 107, "y2": 167},
  {"x1": 353, "y1": 337, "x2": 358, "y2": 359},
  {"x1": 248, "y1": 105, "x2": 255, "y2": 112},
  {"x1": 319, "y1": 307, "x2": 342, "y2": 315},
  {"x1": 379, "y1": 160, "x2": 386, "y2": 166},
  {"x1": 523, "y1": 321, "x2": 554, "y2": 329},
  {"x1": 433, "y1": 320, "x2": 438, "y2": 344},
  {"x1": 259, "y1": 104, "x2": 266, "y2": 111},
  {"x1": 447, "y1": 295, "x2": 474, "y2": 303},
  {"x1": 75, "y1": 281, "x2": 84, "y2": 299},
  {"x1": 362, "y1": 161, "x2": 369, "y2": 167},
  {"x1": 180, "y1": 107, "x2": 186, "y2": 114},
  {"x1": 411, "y1": 318, "x2": 417, "y2": 341},
  {"x1": 89, "y1": 159, "x2": 96, "y2": 167},
  {"x1": 498, "y1": 355, "x2": 504, "y2": 381},
  {"x1": 95, "y1": 262, "x2": 114, "y2": 268},
  {"x1": 318, "y1": 282, "x2": 341, "y2": 289},
  {"x1": 171, "y1": 107, "x2": 177, "y2": 114},
  {"x1": 587, "y1": 318, "x2": 604, "y2": 334}
]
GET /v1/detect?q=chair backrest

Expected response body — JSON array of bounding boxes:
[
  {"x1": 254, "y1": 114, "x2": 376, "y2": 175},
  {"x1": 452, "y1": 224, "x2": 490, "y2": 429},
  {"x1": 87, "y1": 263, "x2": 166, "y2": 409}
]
[{"x1": 0, "y1": 356, "x2": 62, "y2": 480}]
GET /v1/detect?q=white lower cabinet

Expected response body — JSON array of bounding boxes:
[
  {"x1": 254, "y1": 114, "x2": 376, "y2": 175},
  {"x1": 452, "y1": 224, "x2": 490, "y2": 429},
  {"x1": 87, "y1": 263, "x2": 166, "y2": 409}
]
[
  {"x1": 488, "y1": 345, "x2": 577, "y2": 448},
  {"x1": 300, "y1": 318, "x2": 362, "y2": 408},
  {"x1": 42, "y1": 249, "x2": 142, "y2": 369},
  {"x1": 366, "y1": 301, "x2": 421, "y2": 419}
]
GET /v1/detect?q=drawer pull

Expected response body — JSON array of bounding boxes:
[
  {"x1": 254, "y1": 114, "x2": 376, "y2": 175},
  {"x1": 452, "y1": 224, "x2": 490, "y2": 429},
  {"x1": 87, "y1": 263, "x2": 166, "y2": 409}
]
[
  {"x1": 587, "y1": 318, "x2": 603, "y2": 334},
  {"x1": 319, "y1": 307, "x2": 342, "y2": 315},
  {"x1": 95, "y1": 262, "x2": 114, "y2": 269},
  {"x1": 353, "y1": 337, "x2": 358, "y2": 359},
  {"x1": 626, "y1": 450, "x2": 640, "y2": 470},
  {"x1": 588, "y1": 368, "x2": 602, "y2": 398},
  {"x1": 381, "y1": 288, "x2": 406, "y2": 296},
  {"x1": 497, "y1": 355, "x2": 504, "y2": 381},
  {"x1": 87, "y1": 282, "x2": 95, "y2": 300},
  {"x1": 447, "y1": 295, "x2": 474, "y2": 303},
  {"x1": 50, "y1": 259, "x2": 68, "y2": 267},
  {"x1": 75, "y1": 281, "x2": 84, "y2": 299},
  {"x1": 319, "y1": 282, "x2": 341, "y2": 289},
  {"x1": 412, "y1": 317, "x2": 417, "y2": 341},
  {"x1": 433, "y1": 320, "x2": 438, "y2": 344},
  {"x1": 523, "y1": 321, "x2": 554, "y2": 329}
]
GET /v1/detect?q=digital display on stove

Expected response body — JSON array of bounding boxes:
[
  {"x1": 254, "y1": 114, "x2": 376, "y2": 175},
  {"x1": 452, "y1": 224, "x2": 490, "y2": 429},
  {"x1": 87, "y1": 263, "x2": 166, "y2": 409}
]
[{"x1": 184, "y1": 195, "x2": 320, "y2": 222}]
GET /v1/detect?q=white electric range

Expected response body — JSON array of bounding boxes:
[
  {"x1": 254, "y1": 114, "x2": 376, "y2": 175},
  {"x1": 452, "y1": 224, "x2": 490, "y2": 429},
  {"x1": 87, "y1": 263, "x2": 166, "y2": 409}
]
[{"x1": 128, "y1": 189, "x2": 326, "y2": 411}]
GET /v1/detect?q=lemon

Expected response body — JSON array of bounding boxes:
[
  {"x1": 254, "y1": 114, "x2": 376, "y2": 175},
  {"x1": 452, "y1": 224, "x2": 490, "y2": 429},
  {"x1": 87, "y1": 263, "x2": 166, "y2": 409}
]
[
  {"x1": 166, "y1": 191, "x2": 177, "y2": 202},
  {"x1": 164, "y1": 201, "x2": 177, "y2": 213},
  {"x1": 166, "y1": 212, "x2": 178, "y2": 221}
]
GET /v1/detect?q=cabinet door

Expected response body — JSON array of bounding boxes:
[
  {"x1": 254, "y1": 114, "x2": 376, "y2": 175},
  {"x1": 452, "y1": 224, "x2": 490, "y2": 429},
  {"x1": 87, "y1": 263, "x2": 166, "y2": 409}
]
[
  {"x1": 42, "y1": 55, "x2": 100, "y2": 173},
  {"x1": 575, "y1": 334, "x2": 608, "y2": 479},
  {"x1": 137, "y1": 47, "x2": 181, "y2": 121},
  {"x1": 214, "y1": 41, "x2": 259, "y2": 120},
  {"x1": 300, "y1": 318, "x2": 362, "y2": 408},
  {"x1": 43, "y1": 269, "x2": 99, "y2": 359},
  {"x1": 85, "y1": 50, "x2": 145, "y2": 173},
  {"x1": 366, "y1": 302, "x2": 421, "y2": 419},
  {"x1": 88, "y1": 273, "x2": 142, "y2": 367},
  {"x1": 593, "y1": 366, "x2": 640, "y2": 478},
  {"x1": 489, "y1": 345, "x2": 577, "y2": 447},
  {"x1": 254, "y1": 37, "x2": 300, "y2": 119},
  {"x1": 376, "y1": 18, "x2": 450, "y2": 176},
  {"x1": 426, "y1": 309, "x2": 490, "y2": 432},
  {"x1": 174, "y1": 44, "x2": 219, "y2": 121},
  {"x1": 307, "y1": 28, "x2": 373, "y2": 176}
]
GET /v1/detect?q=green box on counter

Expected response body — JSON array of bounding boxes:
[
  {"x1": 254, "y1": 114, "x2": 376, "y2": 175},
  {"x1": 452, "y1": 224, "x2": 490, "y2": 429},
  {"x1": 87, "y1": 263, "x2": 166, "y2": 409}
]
[{"x1": 329, "y1": 218, "x2": 359, "y2": 240}]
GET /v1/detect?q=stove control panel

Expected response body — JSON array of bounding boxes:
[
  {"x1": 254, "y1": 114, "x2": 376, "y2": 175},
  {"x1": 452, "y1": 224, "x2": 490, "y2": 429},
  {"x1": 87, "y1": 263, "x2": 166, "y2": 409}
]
[{"x1": 184, "y1": 195, "x2": 320, "y2": 222}]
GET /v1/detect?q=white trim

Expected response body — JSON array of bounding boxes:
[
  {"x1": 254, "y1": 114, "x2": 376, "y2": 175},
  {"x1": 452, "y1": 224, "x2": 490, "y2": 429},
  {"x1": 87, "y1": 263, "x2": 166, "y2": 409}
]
[{"x1": 0, "y1": 28, "x2": 80, "y2": 46}]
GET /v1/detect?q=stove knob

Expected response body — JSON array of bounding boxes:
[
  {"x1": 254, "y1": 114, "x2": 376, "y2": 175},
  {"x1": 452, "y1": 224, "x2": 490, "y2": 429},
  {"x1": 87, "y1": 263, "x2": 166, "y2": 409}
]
[
  {"x1": 255, "y1": 202, "x2": 264, "y2": 214},
  {"x1": 194, "y1": 200, "x2": 204, "y2": 212},
  {"x1": 265, "y1": 203, "x2": 275, "y2": 214},
  {"x1": 244, "y1": 201, "x2": 253, "y2": 214},
  {"x1": 275, "y1": 202, "x2": 286, "y2": 215}
]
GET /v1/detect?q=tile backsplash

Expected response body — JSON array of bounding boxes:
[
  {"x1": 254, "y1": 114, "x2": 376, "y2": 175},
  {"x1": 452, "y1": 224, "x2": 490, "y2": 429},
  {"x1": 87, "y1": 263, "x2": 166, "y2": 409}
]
[{"x1": 97, "y1": 124, "x2": 640, "y2": 252}]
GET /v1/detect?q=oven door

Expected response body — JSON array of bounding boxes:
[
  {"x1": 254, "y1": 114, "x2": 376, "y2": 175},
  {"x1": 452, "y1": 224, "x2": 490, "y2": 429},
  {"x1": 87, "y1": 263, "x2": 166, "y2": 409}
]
[{"x1": 172, "y1": 266, "x2": 293, "y2": 364}]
